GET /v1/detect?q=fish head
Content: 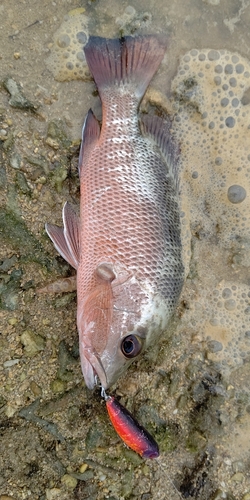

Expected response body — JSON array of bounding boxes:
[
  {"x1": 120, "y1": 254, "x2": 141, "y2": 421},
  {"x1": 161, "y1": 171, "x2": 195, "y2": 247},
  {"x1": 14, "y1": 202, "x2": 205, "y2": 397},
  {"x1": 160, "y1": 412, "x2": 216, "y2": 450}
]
[{"x1": 77, "y1": 273, "x2": 154, "y2": 390}]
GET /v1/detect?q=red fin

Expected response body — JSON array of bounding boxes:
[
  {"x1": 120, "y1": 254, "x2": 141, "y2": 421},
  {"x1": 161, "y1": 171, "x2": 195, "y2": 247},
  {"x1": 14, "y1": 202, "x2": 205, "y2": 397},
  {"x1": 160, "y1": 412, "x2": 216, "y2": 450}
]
[
  {"x1": 140, "y1": 114, "x2": 180, "y2": 190},
  {"x1": 46, "y1": 202, "x2": 79, "y2": 269},
  {"x1": 45, "y1": 223, "x2": 77, "y2": 269},
  {"x1": 62, "y1": 202, "x2": 80, "y2": 268},
  {"x1": 79, "y1": 109, "x2": 100, "y2": 175},
  {"x1": 82, "y1": 282, "x2": 113, "y2": 353},
  {"x1": 37, "y1": 276, "x2": 76, "y2": 294},
  {"x1": 84, "y1": 35, "x2": 167, "y2": 99}
]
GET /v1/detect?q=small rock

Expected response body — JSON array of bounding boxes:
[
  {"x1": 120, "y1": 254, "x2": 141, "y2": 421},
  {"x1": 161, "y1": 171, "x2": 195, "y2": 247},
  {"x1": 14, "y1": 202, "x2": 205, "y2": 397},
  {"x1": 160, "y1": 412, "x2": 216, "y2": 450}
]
[
  {"x1": 9, "y1": 153, "x2": 21, "y2": 170},
  {"x1": 232, "y1": 460, "x2": 244, "y2": 473},
  {"x1": 45, "y1": 137, "x2": 60, "y2": 150},
  {"x1": 61, "y1": 474, "x2": 78, "y2": 489},
  {"x1": 230, "y1": 472, "x2": 244, "y2": 482},
  {"x1": 50, "y1": 379, "x2": 66, "y2": 393},
  {"x1": 3, "y1": 77, "x2": 39, "y2": 112},
  {"x1": 79, "y1": 463, "x2": 88, "y2": 473},
  {"x1": 207, "y1": 340, "x2": 223, "y2": 353},
  {"x1": 20, "y1": 330, "x2": 45, "y2": 357},
  {"x1": 3, "y1": 359, "x2": 20, "y2": 368},
  {"x1": 0, "y1": 129, "x2": 7, "y2": 139},
  {"x1": 5, "y1": 404, "x2": 17, "y2": 418},
  {"x1": 15, "y1": 171, "x2": 31, "y2": 195},
  {"x1": 0, "y1": 166, "x2": 7, "y2": 188},
  {"x1": 50, "y1": 163, "x2": 68, "y2": 193},
  {"x1": 30, "y1": 380, "x2": 42, "y2": 396},
  {"x1": 45, "y1": 488, "x2": 61, "y2": 500},
  {"x1": 8, "y1": 317, "x2": 18, "y2": 325},
  {"x1": 211, "y1": 490, "x2": 224, "y2": 500},
  {"x1": 0, "y1": 496, "x2": 17, "y2": 500}
]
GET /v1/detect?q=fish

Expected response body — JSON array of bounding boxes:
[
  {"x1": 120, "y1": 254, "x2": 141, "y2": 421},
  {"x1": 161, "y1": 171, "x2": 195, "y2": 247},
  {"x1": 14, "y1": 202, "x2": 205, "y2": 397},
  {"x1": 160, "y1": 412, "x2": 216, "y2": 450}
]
[
  {"x1": 45, "y1": 34, "x2": 184, "y2": 390},
  {"x1": 103, "y1": 391, "x2": 159, "y2": 459}
]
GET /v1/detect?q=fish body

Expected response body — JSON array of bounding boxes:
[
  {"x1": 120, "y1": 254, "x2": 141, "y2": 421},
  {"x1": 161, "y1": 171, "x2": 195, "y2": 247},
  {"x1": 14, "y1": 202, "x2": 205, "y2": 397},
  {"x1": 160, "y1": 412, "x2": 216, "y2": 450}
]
[{"x1": 46, "y1": 35, "x2": 184, "y2": 390}]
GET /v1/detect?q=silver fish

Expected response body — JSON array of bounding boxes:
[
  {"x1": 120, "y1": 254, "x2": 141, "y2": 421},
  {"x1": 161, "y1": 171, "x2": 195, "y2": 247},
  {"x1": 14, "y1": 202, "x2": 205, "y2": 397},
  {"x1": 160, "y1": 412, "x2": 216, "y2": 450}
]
[{"x1": 46, "y1": 35, "x2": 184, "y2": 389}]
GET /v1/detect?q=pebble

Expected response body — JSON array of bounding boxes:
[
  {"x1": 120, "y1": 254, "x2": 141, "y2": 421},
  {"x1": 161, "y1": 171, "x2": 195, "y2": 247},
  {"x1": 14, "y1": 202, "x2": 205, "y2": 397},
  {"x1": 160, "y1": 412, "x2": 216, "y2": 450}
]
[
  {"x1": 3, "y1": 359, "x2": 20, "y2": 368},
  {"x1": 79, "y1": 463, "x2": 88, "y2": 473},
  {"x1": 15, "y1": 171, "x2": 30, "y2": 194},
  {"x1": 232, "y1": 460, "x2": 244, "y2": 472},
  {"x1": 9, "y1": 153, "x2": 21, "y2": 170},
  {"x1": 0, "y1": 496, "x2": 17, "y2": 500},
  {"x1": 45, "y1": 488, "x2": 61, "y2": 500},
  {"x1": 207, "y1": 340, "x2": 223, "y2": 352},
  {"x1": 20, "y1": 330, "x2": 45, "y2": 357},
  {"x1": 8, "y1": 317, "x2": 18, "y2": 325},
  {"x1": 230, "y1": 472, "x2": 244, "y2": 482},
  {"x1": 61, "y1": 474, "x2": 78, "y2": 489},
  {"x1": 5, "y1": 404, "x2": 16, "y2": 418},
  {"x1": 30, "y1": 380, "x2": 42, "y2": 396},
  {"x1": 50, "y1": 379, "x2": 66, "y2": 393}
]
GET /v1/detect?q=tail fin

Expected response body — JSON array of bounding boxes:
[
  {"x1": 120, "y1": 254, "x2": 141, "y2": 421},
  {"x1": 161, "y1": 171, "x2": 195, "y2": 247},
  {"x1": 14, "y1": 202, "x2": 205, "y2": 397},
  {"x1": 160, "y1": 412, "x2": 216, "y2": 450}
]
[{"x1": 84, "y1": 35, "x2": 167, "y2": 99}]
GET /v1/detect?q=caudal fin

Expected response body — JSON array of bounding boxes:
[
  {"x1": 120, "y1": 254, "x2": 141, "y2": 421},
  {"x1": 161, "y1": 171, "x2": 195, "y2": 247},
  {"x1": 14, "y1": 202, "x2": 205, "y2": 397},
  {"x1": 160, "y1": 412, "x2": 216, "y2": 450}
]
[{"x1": 84, "y1": 35, "x2": 167, "y2": 99}]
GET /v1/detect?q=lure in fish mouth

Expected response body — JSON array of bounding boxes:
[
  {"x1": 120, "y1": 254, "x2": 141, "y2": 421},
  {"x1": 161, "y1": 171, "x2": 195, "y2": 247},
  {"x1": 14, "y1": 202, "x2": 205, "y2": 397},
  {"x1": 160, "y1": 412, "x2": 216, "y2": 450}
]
[{"x1": 45, "y1": 34, "x2": 184, "y2": 390}]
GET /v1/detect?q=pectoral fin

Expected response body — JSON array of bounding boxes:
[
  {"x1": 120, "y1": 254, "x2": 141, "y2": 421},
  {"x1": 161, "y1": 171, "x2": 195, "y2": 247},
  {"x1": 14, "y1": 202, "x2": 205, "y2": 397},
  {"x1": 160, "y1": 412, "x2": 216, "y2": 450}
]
[
  {"x1": 62, "y1": 202, "x2": 80, "y2": 268},
  {"x1": 46, "y1": 202, "x2": 80, "y2": 269}
]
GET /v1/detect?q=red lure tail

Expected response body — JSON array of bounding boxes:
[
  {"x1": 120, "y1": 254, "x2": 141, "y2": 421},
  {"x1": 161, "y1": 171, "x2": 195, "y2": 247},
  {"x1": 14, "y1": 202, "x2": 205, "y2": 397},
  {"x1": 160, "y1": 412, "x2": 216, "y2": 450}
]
[{"x1": 105, "y1": 395, "x2": 159, "y2": 459}]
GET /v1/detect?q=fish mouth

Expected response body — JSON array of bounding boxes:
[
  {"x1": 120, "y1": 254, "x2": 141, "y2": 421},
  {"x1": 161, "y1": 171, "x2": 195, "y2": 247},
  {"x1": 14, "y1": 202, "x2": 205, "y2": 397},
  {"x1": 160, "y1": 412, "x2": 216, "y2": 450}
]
[{"x1": 80, "y1": 349, "x2": 108, "y2": 390}]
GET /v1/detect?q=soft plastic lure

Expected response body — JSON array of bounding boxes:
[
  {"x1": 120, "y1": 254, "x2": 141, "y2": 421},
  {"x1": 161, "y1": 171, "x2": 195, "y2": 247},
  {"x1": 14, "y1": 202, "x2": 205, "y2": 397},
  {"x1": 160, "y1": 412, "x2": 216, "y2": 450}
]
[{"x1": 102, "y1": 390, "x2": 159, "y2": 459}]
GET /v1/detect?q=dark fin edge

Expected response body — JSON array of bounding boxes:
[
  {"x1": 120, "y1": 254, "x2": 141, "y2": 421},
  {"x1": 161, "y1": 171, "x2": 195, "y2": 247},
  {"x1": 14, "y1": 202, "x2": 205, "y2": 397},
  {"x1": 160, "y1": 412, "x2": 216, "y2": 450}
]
[
  {"x1": 140, "y1": 114, "x2": 180, "y2": 191},
  {"x1": 79, "y1": 109, "x2": 100, "y2": 175},
  {"x1": 84, "y1": 35, "x2": 167, "y2": 99}
]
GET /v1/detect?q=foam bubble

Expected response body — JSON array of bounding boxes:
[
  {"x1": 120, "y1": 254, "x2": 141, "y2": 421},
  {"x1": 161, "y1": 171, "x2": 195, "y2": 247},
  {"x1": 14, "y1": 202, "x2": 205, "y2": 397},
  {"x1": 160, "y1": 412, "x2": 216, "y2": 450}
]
[
  {"x1": 45, "y1": 9, "x2": 89, "y2": 82},
  {"x1": 171, "y1": 48, "x2": 250, "y2": 375},
  {"x1": 227, "y1": 185, "x2": 246, "y2": 203}
]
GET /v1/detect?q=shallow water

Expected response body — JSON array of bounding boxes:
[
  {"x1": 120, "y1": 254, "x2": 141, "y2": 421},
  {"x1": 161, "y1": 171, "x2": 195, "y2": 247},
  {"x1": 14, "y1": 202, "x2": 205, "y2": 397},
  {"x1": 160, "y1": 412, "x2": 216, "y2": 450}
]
[{"x1": 0, "y1": 1, "x2": 250, "y2": 499}]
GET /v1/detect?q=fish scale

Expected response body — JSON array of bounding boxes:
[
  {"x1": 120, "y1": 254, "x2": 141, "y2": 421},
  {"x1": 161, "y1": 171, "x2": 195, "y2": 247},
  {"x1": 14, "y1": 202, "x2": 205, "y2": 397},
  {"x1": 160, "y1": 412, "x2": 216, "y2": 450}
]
[{"x1": 46, "y1": 35, "x2": 184, "y2": 390}]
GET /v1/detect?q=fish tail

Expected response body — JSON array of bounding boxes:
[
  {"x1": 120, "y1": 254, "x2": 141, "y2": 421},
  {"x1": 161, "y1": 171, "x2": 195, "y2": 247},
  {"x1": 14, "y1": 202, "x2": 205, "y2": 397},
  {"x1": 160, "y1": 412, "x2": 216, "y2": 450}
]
[{"x1": 84, "y1": 35, "x2": 167, "y2": 100}]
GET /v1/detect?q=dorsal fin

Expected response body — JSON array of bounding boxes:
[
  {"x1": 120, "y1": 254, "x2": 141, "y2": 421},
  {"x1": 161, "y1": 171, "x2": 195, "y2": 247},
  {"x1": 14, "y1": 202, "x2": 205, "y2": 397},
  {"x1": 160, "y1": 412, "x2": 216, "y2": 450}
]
[
  {"x1": 140, "y1": 114, "x2": 180, "y2": 190},
  {"x1": 84, "y1": 35, "x2": 167, "y2": 100},
  {"x1": 79, "y1": 109, "x2": 100, "y2": 176}
]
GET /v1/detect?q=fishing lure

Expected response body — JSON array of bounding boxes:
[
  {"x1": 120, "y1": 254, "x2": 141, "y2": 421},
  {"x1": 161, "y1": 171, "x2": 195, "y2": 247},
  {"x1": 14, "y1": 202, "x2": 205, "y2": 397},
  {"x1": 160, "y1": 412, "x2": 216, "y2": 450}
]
[{"x1": 102, "y1": 389, "x2": 159, "y2": 459}]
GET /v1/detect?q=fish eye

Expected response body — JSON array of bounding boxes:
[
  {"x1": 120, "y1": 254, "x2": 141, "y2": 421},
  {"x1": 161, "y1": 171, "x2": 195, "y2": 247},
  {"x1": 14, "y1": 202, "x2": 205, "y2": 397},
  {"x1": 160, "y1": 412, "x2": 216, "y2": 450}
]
[{"x1": 121, "y1": 335, "x2": 142, "y2": 358}]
